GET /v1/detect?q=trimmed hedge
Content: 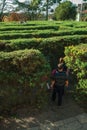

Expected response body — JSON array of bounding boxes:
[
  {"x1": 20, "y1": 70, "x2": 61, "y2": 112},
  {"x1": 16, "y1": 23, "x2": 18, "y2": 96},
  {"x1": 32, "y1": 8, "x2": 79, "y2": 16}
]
[
  {"x1": 64, "y1": 44, "x2": 87, "y2": 80},
  {"x1": 0, "y1": 25, "x2": 58, "y2": 31},
  {"x1": 64, "y1": 44, "x2": 87, "y2": 104},
  {"x1": 0, "y1": 29, "x2": 87, "y2": 40},
  {"x1": 0, "y1": 35, "x2": 87, "y2": 68},
  {"x1": 0, "y1": 49, "x2": 51, "y2": 112},
  {"x1": 1, "y1": 35, "x2": 87, "y2": 50}
]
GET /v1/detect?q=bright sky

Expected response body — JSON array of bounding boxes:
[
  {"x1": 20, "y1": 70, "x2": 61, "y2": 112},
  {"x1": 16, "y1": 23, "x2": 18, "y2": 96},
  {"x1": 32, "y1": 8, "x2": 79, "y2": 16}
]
[{"x1": 70, "y1": 0, "x2": 83, "y2": 4}]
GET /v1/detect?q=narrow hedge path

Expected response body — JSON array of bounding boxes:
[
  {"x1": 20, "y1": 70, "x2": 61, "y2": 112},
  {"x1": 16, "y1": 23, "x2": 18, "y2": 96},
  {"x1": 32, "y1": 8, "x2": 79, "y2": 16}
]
[{"x1": 0, "y1": 87, "x2": 85, "y2": 130}]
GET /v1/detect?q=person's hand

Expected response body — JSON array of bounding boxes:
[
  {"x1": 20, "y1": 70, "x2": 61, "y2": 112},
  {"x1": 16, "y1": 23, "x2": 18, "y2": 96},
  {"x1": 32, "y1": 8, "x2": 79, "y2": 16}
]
[
  {"x1": 50, "y1": 80, "x2": 55, "y2": 89},
  {"x1": 50, "y1": 84, "x2": 53, "y2": 89},
  {"x1": 65, "y1": 80, "x2": 69, "y2": 87}
]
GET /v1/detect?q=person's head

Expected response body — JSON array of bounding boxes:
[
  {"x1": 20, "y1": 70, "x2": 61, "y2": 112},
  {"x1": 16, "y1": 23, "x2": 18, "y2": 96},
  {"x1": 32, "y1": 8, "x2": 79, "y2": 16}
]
[
  {"x1": 57, "y1": 63, "x2": 63, "y2": 71},
  {"x1": 59, "y1": 57, "x2": 64, "y2": 63}
]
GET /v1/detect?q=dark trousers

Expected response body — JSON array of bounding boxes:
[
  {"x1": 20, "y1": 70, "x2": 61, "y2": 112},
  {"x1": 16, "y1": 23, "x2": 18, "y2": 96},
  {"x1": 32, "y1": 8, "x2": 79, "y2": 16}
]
[{"x1": 52, "y1": 86, "x2": 64, "y2": 106}]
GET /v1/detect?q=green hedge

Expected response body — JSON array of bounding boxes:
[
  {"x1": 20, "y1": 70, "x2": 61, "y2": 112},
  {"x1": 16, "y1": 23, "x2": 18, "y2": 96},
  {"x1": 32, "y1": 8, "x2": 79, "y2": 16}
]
[
  {"x1": 0, "y1": 49, "x2": 51, "y2": 112},
  {"x1": 0, "y1": 35, "x2": 87, "y2": 68},
  {"x1": 0, "y1": 25, "x2": 58, "y2": 31},
  {"x1": 64, "y1": 44, "x2": 87, "y2": 104},
  {"x1": 64, "y1": 44, "x2": 87, "y2": 93},
  {"x1": 1, "y1": 35, "x2": 87, "y2": 50},
  {"x1": 0, "y1": 29, "x2": 87, "y2": 40},
  {"x1": 64, "y1": 44, "x2": 87, "y2": 80}
]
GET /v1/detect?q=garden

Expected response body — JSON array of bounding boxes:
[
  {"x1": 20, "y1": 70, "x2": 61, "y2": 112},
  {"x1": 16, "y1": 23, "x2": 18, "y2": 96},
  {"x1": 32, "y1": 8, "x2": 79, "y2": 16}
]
[{"x1": 0, "y1": 20, "x2": 87, "y2": 114}]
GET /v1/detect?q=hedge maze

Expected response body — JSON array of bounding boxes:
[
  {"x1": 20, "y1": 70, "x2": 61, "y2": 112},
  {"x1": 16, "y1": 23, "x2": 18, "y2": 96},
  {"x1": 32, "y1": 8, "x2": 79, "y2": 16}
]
[{"x1": 0, "y1": 21, "x2": 87, "y2": 112}]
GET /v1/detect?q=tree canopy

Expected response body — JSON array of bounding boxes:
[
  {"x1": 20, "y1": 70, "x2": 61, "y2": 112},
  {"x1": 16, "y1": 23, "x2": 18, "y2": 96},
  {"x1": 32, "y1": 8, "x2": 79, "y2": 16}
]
[{"x1": 54, "y1": 1, "x2": 77, "y2": 20}]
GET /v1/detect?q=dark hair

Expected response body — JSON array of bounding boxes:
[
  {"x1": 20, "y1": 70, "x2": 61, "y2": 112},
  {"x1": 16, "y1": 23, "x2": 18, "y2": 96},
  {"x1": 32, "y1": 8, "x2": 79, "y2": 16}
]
[
  {"x1": 59, "y1": 57, "x2": 64, "y2": 63},
  {"x1": 58, "y1": 63, "x2": 63, "y2": 70}
]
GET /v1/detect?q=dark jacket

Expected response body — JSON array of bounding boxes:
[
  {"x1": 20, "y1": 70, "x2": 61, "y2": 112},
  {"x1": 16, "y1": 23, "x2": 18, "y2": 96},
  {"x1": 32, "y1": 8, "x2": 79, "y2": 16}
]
[{"x1": 53, "y1": 70, "x2": 68, "y2": 88}]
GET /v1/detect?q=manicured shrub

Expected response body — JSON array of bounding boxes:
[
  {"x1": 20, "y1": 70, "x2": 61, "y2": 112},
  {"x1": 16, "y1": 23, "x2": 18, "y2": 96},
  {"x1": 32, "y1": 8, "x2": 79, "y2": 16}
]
[
  {"x1": 64, "y1": 44, "x2": 87, "y2": 103},
  {"x1": 0, "y1": 49, "x2": 51, "y2": 112},
  {"x1": 64, "y1": 44, "x2": 87, "y2": 80}
]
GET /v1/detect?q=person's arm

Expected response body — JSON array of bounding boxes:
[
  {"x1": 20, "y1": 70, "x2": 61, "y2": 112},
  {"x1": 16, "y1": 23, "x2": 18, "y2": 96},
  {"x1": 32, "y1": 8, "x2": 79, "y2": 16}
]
[
  {"x1": 65, "y1": 80, "x2": 69, "y2": 87},
  {"x1": 50, "y1": 80, "x2": 55, "y2": 88}
]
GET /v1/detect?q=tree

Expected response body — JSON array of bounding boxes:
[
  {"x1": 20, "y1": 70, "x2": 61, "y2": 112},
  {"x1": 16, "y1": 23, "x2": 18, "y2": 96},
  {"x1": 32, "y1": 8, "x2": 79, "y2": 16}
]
[
  {"x1": 45, "y1": 0, "x2": 62, "y2": 20},
  {"x1": 14, "y1": 0, "x2": 42, "y2": 20},
  {"x1": 0, "y1": 0, "x2": 6, "y2": 20},
  {"x1": 83, "y1": 0, "x2": 87, "y2": 1},
  {"x1": 54, "y1": 1, "x2": 77, "y2": 20},
  {"x1": 79, "y1": 0, "x2": 87, "y2": 21},
  {"x1": 15, "y1": 0, "x2": 62, "y2": 20},
  {"x1": 16, "y1": 0, "x2": 62, "y2": 20},
  {"x1": 0, "y1": 0, "x2": 62, "y2": 21},
  {"x1": 0, "y1": 0, "x2": 18, "y2": 21},
  {"x1": 29, "y1": 0, "x2": 42, "y2": 20}
]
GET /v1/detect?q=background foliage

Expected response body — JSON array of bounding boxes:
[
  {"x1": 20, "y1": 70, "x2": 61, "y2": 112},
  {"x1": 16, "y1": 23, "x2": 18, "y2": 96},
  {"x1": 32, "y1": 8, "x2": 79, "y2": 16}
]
[{"x1": 54, "y1": 1, "x2": 77, "y2": 20}]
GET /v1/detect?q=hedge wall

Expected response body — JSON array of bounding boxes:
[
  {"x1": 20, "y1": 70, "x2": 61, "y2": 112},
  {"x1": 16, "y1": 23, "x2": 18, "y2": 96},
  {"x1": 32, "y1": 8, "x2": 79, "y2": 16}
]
[
  {"x1": 0, "y1": 49, "x2": 51, "y2": 112},
  {"x1": 64, "y1": 44, "x2": 87, "y2": 104}
]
